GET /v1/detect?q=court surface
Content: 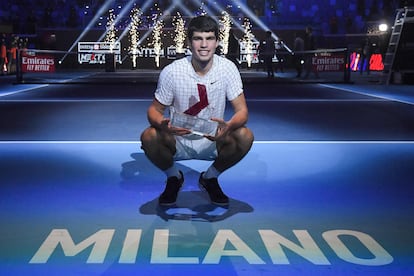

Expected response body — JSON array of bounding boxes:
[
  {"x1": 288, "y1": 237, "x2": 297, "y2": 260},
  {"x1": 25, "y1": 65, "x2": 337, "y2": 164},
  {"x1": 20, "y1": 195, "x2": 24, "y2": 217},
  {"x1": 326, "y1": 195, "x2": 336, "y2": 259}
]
[{"x1": 1, "y1": 70, "x2": 414, "y2": 275}]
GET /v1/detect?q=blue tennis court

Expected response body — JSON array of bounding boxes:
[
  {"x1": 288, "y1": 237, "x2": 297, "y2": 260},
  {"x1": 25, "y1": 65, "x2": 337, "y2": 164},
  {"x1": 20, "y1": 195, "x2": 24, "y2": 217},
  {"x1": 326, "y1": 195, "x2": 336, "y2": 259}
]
[{"x1": 1, "y1": 71, "x2": 413, "y2": 275}]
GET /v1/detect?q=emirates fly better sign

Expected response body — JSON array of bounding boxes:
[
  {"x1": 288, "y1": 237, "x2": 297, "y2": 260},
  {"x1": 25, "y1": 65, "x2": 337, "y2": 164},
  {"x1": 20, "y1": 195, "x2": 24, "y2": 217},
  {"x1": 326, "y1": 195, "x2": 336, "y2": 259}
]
[
  {"x1": 21, "y1": 53, "x2": 55, "y2": 73},
  {"x1": 312, "y1": 52, "x2": 346, "y2": 72}
]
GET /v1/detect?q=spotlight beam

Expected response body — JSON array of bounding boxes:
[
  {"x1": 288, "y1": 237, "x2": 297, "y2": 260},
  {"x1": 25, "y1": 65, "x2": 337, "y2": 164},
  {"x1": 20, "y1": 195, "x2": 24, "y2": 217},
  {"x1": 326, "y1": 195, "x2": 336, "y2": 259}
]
[
  {"x1": 137, "y1": 3, "x2": 178, "y2": 45},
  {"x1": 233, "y1": 0, "x2": 292, "y2": 53},
  {"x1": 190, "y1": 0, "x2": 255, "y2": 42},
  {"x1": 116, "y1": 0, "x2": 157, "y2": 44},
  {"x1": 60, "y1": 0, "x2": 116, "y2": 63},
  {"x1": 175, "y1": 2, "x2": 195, "y2": 17},
  {"x1": 62, "y1": 0, "x2": 293, "y2": 66},
  {"x1": 98, "y1": 0, "x2": 138, "y2": 42}
]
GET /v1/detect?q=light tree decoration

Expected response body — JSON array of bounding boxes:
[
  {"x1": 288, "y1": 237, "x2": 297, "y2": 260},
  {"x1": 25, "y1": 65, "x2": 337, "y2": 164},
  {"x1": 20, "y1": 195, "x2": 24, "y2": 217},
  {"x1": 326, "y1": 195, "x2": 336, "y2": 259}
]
[
  {"x1": 219, "y1": 11, "x2": 232, "y2": 55},
  {"x1": 105, "y1": 9, "x2": 117, "y2": 52},
  {"x1": 129, "y1": 6, "x2": 142, "y2": 68},
  {"x1": 242, "y1": 18, "x2": 254, "y2": 68},
  {"x1": 151, "y1": 17, "x2": 164, "y2": 68},
  {"x1": 172, "y1": 12, "x2": 186, "y2": 56}
]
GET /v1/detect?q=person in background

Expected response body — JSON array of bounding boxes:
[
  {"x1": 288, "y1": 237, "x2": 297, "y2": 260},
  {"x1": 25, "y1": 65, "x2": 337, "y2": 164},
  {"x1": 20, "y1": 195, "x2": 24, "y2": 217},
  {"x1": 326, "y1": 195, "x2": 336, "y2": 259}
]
[
  {"x1": 0, "y1": 38, "x2": 7, "y2": 75},
  {"x1": 7, "y1": 36, "x2": 18, "y2": 74},
  {"x1": 360, "y1": 38, "x2": 372, "y2": 75},
  {"x1": 226, "y1": 29, "x2": 240, "y2": 68},
  {"x1": 293, "y1": 32, "x2": 304, "y2": 78},
  {"x1": 274, "y1": 39, "x2": 285, "y2": 73},
  {"x1": 258, "y1": 31, "x2": 276, "y2": 78},
  {"x1": 303, "y1": 26, "x2": 319, "y2": 79}
]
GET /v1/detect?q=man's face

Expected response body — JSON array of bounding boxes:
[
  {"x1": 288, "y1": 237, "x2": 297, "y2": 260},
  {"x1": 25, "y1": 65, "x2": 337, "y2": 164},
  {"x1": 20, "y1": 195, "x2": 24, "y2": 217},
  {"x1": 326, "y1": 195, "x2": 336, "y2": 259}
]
[{"x1": 189, "y1": 31, "x2": 218, "y2": 64}]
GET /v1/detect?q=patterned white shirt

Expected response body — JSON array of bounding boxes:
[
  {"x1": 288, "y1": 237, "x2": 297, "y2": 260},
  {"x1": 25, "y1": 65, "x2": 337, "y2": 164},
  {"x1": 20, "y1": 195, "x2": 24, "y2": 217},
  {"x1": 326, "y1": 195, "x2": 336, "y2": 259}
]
[{"x1": 155, "y1": 54, "x2": 243, "y2": 121}]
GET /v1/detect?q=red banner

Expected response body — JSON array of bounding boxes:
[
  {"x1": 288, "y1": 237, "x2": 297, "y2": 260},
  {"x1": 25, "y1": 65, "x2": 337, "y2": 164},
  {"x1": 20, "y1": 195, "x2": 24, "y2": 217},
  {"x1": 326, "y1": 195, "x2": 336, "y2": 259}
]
[
  {"x1": 21, "y1": 54, "x2": 55, "y2": 73},
  {"x1": 312, "y1": 52, "x2": 346, "y2": 72}
]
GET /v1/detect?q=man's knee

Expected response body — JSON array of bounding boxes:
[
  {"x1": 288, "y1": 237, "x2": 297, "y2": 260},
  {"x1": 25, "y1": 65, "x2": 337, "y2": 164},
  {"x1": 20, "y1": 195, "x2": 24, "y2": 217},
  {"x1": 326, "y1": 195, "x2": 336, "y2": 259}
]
[
  {"x1": 140, "y1": 127, "x2": 176, "y2": 154},
  {"x1": 140, "y1": 127, "x2": 160, "y2": 152},
  {"x1": 236, "y1": 127, "x2": 254, "y2": 148},
  {"x1": 141, "y1": 127, "x2": 154, "y2": 143},
  {"x1": 222, "y1": 127, "x2": 254, "y2": 153}
]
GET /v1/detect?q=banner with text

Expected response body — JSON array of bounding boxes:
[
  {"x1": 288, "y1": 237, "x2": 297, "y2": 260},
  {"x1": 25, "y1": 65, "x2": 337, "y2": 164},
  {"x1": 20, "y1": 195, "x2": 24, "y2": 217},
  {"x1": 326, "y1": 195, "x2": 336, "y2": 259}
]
[
  {"x1": 312, "y1": 52, "x2": 346, "y2": 72},
  {"x1": 78, "y1": 42, "x2": 121, "y2": 64},
  {"x1": 21, "y1": 53, "x2": 55, "y2": 73}
]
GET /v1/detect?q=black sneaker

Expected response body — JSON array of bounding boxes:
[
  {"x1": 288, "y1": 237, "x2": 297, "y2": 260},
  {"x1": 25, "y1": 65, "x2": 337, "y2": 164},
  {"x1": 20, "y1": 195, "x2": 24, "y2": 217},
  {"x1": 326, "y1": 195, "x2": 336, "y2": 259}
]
[
  {"x1": 159, "y1": 171, "x2": 184, "y2": 206},
  {"x1": 198, "y1": 172, "x2": 229, "y2": 206}
]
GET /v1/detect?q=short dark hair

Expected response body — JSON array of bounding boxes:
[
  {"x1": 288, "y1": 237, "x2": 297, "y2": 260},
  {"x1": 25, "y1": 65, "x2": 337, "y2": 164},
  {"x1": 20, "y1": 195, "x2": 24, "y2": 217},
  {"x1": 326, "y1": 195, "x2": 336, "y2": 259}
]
[{"x1": 187, "y1": 15, "x2": 219, "y2": 41}]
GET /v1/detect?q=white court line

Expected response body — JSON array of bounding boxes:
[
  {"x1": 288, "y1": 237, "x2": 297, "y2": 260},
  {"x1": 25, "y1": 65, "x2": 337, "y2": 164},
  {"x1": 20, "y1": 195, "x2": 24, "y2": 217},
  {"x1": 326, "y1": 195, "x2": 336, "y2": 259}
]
[
  {"x1": 0, "y1": 84, "x2": 49, "y2": 97},
  {"x1": 319, "y1": 84, "x2": 414, "y2": 106},
  {"x1": 1, "y1": 140, "x2": 414, "y2": 144},
  {"x1": 0, "y1": 72, "x2": 102, "y2": 98},
  {"x1": 0, "y1": 98, "x2": 152, "y2": 102},
  {"x1": 247, "y1": 98, "x2": 386, "y2": 102}
]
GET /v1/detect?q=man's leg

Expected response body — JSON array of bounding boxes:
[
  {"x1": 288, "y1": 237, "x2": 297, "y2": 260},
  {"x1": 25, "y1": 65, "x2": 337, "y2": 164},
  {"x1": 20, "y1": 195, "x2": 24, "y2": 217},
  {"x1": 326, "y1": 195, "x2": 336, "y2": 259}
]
[
  {"x1": 140, "y1": 127, "x2": 183, "y2": 206},
  {"x1": 214, "y1": 126, "x2": 254, "y2": 172},
  {"x1": 199, "y1": 127, "x2": 254, "y2": 205},
  {"x1": 140, "y1": 127, "x2": 176, "y2": 170}
]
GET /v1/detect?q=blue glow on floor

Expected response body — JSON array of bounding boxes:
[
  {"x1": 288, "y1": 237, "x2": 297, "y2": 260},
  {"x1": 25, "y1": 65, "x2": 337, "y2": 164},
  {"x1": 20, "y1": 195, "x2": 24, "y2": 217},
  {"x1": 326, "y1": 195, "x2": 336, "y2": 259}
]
[{"x1": 1, "y1": 142, "x2": 413, "y2": 275}]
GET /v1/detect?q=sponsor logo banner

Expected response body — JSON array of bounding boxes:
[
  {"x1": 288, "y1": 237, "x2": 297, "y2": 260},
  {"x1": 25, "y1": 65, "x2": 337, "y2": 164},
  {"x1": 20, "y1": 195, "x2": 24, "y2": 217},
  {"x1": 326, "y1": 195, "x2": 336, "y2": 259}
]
[
  {"x1": 78, "y1": 42, "x2": 121, "y2": 64},
  {"x1": 312, "y1": 52, "x2": 346, "y2": 72},
  {"x1": 21, "y1": 54, "x2": 55, "y2": 73}
]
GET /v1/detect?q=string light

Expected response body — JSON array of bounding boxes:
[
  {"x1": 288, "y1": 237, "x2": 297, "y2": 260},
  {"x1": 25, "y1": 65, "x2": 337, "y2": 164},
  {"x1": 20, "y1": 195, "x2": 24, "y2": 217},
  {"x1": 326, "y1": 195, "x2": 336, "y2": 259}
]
[
  {"x1": 172, "y1": 12, "x2": 186, "y2": 55},
  {"x1": 242, "y1": 18, "x2": 254, "y2": 67},
  {"x1": 219, "y1": 11, "x2": 232, "y2": 55},
  {"x1": 105, "y1": 9, "x2": 117, "y2": 52},
  {"x1": 129, "y1": 6, "x2": 142, "y2": 68},
  {"x1": 152, "y1": 16, "x2": 164, "y2": 68},
  {"x1": 100, "y1": 2, "x2": 272, "y2": 68}
]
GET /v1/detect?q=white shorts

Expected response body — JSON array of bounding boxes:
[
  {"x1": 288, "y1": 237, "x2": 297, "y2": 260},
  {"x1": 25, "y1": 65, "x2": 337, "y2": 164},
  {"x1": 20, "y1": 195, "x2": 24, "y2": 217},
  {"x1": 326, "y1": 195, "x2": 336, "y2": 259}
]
[{"x1": 174, "y1": 135, "x2": 217, "y2": 161}]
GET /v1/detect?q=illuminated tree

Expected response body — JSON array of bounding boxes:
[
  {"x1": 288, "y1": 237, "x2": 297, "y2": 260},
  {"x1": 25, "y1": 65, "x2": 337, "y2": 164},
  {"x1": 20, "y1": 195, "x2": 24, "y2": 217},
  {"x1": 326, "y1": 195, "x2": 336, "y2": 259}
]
[
  {"x1": 129, "y1": 6, "x2": 142, "y2": 68},
  {"x1": 242, "y1": 18, "x2": 254, "y2": 67},
  {"x1": 219, "y1": 11, "x2": 232, "y2": 55},
  {"x1": 152, "y1": 17, "x2": 164, "y2": 68},
  {"x1": 172, "y1": 12, "x2": 186, "y2": 55},
  {"x1": 105, "y1": 9, "x2": 117, "y2": 52}
]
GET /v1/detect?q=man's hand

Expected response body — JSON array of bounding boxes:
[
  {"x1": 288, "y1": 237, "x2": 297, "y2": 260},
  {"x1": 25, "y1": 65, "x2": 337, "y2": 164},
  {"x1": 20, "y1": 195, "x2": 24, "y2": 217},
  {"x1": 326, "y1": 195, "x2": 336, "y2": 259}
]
[
  {"x1": 161, "y1": 118, "x2": 192, "y2": 136},
  {"x1": 204, "y1": 117, "x2": 228, "y2": 141}
]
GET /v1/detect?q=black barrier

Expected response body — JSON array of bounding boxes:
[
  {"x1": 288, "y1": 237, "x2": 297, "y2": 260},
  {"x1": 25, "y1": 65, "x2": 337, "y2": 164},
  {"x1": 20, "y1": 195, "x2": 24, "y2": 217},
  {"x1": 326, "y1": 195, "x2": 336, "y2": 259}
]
[
  {"x1": 14, "y1": 47, "x2": 358, "y2": 84},
  {"x1": 275, "y1": 48, "x2": 351, "y2": 83},
  {"x1": 105, "y1": 53, "x2": 116, "y2": 72},
  {"x1": 16, "y1": 49, "x2": 23, "y2": 83}
]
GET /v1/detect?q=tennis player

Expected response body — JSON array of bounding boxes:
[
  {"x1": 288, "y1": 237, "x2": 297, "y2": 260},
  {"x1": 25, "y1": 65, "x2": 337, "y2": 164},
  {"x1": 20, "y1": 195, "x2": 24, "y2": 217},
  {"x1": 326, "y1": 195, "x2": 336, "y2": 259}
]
[{"x1": 140, "y1": 15, "x2": 254, "y2": 206}]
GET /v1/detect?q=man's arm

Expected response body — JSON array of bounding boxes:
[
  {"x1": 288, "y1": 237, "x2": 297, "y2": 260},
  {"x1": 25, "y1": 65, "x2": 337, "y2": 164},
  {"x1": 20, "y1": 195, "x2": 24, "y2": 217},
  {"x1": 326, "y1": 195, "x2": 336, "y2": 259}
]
[
  {"x1": 147, "y1": 98, "x2": 191, "y2": 136},
  {"x1": 147, "y1": 98, "x2": 168, "y2": 130},
  {"x1": 227, "y1": 92, "x2": 249, "y2": 131},
  {"x1": 209, "y1": 92, "x2": 249, "y2": 141}
]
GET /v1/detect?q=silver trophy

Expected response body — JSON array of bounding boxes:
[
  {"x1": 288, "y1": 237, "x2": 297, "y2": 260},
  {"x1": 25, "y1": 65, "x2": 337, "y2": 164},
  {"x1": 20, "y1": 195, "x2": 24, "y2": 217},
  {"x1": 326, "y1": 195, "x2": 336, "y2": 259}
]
[{"x1": 170, "y1": 110, "x2": 218, "y2": 137}]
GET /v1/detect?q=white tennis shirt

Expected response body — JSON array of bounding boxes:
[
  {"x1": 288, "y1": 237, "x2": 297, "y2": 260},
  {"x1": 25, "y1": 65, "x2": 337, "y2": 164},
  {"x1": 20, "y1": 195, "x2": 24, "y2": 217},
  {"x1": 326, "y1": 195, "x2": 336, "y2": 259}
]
[{"x1": 155, "y1": 54, "x2": 243, "y2": 121}]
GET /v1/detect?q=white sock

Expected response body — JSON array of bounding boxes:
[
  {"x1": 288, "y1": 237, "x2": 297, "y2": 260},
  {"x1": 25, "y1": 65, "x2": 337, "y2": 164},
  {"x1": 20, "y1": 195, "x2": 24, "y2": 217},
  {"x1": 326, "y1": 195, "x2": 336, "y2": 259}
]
[
  {"x1": 164, "y1": 164, "x2": 181, "y2": 179},
  {"x1": 203, "y1": 165, "x2": 221, "y2": 179}
]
